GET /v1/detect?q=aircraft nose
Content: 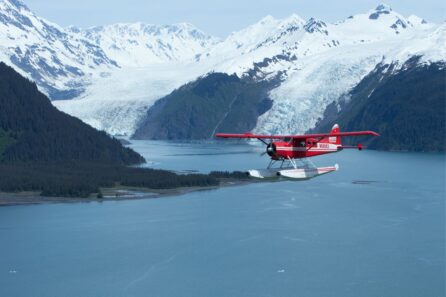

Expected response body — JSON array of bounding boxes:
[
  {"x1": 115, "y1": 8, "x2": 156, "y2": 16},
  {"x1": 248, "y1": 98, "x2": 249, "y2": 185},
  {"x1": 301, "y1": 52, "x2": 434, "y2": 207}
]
[{"x1": 266, "y1": 143, "x2": 276, "y2": 157}]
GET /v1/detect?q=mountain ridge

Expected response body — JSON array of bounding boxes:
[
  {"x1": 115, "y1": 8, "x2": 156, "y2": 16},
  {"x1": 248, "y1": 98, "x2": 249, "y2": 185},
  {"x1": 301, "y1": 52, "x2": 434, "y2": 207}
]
[
  {"x1": 0, "y1": 0, "x2": 217, "y2": 99},
  {"x1": 73, "y1": 22, "x2": 219, "y2": 67}
]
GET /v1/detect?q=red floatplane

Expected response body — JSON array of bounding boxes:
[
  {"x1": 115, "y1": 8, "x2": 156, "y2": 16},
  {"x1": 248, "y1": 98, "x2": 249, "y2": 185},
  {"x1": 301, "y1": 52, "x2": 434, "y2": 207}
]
[{"x1": 215, "y1": 124, "x2": 379, "y2": 180}]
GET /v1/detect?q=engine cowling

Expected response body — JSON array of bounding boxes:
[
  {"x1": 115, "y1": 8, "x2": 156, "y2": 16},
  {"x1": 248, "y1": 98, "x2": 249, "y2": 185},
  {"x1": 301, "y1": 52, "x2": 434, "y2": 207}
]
[{"x1": 266, "y1": 143, "x2": 277, "y2": 157}]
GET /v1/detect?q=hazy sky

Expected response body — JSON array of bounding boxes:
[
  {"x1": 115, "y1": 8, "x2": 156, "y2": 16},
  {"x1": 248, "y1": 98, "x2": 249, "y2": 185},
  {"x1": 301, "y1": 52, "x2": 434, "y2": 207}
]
[{"x1": 24, "y1": 0, "x2": 446, "y2": 37}]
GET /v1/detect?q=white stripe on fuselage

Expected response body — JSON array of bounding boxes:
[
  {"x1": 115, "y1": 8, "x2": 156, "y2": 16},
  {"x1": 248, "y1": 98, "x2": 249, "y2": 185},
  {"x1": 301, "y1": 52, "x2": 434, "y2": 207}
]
[
  {"x1": 276, "y1": 144, "x2": 339, "y2": 152},
  {"x1": 276, "y1": 148, "x2": 336, "y2": 150}
]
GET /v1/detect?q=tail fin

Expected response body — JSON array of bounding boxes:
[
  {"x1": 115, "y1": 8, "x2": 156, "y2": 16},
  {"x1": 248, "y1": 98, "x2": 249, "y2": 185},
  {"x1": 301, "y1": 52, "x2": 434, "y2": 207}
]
[{"x1": 329, "y1": 124, "x2": 341, "y2": 145}]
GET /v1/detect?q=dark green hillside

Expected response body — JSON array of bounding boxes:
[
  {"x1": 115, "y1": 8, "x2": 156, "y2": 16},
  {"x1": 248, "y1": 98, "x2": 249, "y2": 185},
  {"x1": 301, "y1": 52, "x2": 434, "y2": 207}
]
[
  {"x1": 0, "y1": 62, "x2": 144, "y2": 164},
  {"x1": 0, "y1": 128, "x2": 15, "y2": 155},
  {"x1": 313, "y1": 58, "x2": 446, "y2": 151},
  {"x1": 0, "y1": 62, "x2": 221, "y2": 198},
  {"x1": 132, "y1": 72, "x2": 279, "y2": 140}
]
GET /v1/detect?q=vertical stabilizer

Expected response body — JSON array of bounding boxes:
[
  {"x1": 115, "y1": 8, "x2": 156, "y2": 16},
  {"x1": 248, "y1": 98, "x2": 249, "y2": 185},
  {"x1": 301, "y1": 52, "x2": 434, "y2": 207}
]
[{"x1": 329, "y1": 124, "x2": 341, "y2": 145}]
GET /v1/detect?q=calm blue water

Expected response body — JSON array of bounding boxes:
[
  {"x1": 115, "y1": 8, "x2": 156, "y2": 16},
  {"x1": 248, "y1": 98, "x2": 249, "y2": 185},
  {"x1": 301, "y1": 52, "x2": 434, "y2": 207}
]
[{"x1": 0, "y1": 141, "x2": 444, "y2": 297}]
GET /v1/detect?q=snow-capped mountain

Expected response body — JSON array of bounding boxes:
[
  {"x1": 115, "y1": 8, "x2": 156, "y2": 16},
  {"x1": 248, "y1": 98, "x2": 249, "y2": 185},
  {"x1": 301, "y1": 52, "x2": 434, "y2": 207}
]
[
  {"x1": 0, "y1": 0, "x2": 220, "y2": 134},
  {"x1": 243, "y1": 5, "x2": 446, "y2": 135},
  {"x1": 200, "y1": 13, "x2": 305, "y2": 69},
  {"x1": 129, "y1": 3, "x2": 445, "y2": 137},
  {"x1": 0, "y1": 0, "x2": 217, "y2": 101},
  {"x1": 1, "y1": 0, "x2": 445, "y2": 137},
  {"x1": 72, "y1": 23, "x2": 219, "y2": 67},
  {"x1": 0, "y1": 0, "x2": 117, "y2": 99},
  {"x1": 205, "y1": 3, "x2": 441, "y2": 77}
]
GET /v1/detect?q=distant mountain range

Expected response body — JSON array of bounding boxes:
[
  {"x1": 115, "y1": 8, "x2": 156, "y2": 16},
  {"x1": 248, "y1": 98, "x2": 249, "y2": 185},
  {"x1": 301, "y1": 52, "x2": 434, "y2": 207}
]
[
  {"x1": 1, "y1": 0, "x2": 445, "y2": 150},
  {"x1": 70, "y1": 23, "x2": 219, "y2": 67}
]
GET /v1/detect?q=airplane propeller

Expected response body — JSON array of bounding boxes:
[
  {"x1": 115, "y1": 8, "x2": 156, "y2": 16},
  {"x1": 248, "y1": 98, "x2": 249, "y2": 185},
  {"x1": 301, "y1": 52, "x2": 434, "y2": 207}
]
[
  {"x1": 260, "y1": 141, "x2": 278, "y2": 158},
  {"x1": 266, "y1": 142, "x2": 277, "y2": 157}
]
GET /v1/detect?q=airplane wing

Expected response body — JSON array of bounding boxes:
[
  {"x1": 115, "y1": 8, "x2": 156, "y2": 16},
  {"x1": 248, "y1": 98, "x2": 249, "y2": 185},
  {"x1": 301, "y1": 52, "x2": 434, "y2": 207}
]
[{"x1": 215, "y1": 131, "x2": 379, "y2": 139}]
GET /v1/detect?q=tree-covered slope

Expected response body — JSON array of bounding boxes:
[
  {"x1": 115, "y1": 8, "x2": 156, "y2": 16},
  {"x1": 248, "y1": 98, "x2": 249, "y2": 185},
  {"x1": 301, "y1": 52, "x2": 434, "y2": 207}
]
[
  {"x1": 132, "y1": 73, "x2": 278, "y2": 140},
  {"x1": 0, "y1": 62, "x2": 144, "y2": 164},
  {"x1": 313, "y1": 58, "x2": 446, "y2": 151}
]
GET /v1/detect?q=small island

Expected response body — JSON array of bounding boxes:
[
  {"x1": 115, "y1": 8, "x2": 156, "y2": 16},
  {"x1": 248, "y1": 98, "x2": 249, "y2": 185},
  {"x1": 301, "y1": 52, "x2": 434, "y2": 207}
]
[{"x1": 0, "y1": 166, "x2": 252, "y2": 206}]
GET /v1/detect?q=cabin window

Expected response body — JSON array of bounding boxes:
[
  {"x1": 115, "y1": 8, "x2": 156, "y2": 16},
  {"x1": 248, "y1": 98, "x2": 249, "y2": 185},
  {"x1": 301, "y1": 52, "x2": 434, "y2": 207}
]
[{"x1": 299, "y1": 141, "x2": 305, "y2": 147}]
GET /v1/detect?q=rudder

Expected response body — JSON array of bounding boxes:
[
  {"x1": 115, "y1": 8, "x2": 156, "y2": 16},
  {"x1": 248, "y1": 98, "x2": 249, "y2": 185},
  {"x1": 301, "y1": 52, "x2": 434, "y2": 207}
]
[{"x1": 329, "y1": 124, "x2": 341, "y2": 145}]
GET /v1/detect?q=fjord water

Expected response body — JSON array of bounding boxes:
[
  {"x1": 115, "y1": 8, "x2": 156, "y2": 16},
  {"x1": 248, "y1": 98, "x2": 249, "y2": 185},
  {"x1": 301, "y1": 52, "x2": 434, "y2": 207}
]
[{"x1": 0, "y1": 141, "x2": 444, "y2": 297}]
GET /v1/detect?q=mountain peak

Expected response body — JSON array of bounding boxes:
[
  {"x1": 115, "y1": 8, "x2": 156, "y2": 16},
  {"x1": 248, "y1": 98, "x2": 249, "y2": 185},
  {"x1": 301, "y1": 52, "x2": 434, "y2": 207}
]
[
  {"x1": 1, "y1": 0, "x2": 29, "y2": 11},
  {"x1": 168, "y1": 22, "x2": 201, "y2": 33},
  {"x1": 284, "y1": 13, "x2": 305, "y2": 24},
  {"x1": 66, "y1": 25, "x2": 81, "y2": 33},
  {"x1": 304, "y1": 17, "x2": 328, "y2": 35},
  {"x1": 258, "y1": 15, "x2": 276, "y2": 25},
  {"x1": 369, "y1": 4, "x2": 394, "y2": 20},
  {"x1": 375, "y1": 3, "x2": 392, "y2": 12},
  {"x1": 407, "y1": 15, "x2": 428, "y2": 25}
]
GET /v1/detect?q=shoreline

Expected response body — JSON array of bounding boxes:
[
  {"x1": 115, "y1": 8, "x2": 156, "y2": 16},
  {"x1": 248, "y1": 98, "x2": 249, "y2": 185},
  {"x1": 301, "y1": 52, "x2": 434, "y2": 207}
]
[{"x1": 0, "y1": 179, "x2": 254, "y2": 207}]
